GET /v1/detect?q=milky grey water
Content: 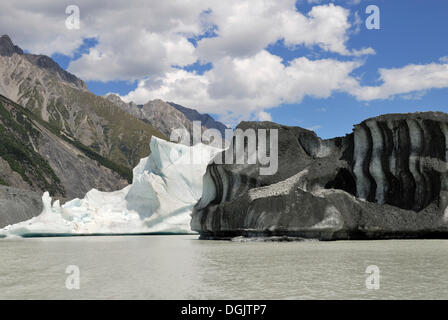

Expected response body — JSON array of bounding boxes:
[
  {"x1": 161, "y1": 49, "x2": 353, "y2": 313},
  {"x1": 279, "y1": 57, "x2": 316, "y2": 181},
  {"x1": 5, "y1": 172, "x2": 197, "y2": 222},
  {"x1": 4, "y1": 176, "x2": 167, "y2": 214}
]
[{"x1": 0, "y1": 235, "x2": 447, "y2": 299}]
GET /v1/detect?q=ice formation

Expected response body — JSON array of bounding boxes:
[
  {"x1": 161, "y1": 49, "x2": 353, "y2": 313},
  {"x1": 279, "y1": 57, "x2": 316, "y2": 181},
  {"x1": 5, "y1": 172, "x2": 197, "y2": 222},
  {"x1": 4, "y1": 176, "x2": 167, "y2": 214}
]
[{"x1": 0, "y1": 137, "x2": 221, "y2": 236}]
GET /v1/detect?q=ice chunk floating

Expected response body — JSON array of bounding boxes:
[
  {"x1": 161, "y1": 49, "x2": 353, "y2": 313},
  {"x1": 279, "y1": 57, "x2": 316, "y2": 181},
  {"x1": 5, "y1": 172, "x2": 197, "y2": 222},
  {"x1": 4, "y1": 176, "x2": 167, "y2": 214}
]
[{"x1": 0, "y1": 137, "x2": 221, "y2": 237}]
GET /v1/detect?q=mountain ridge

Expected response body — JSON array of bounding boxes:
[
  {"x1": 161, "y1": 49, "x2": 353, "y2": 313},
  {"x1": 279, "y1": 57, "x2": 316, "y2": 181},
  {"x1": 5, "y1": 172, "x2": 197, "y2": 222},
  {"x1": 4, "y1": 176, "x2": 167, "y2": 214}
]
[
  {"x1": 0, "y1": 93, "x2": 129, "y2": 198},
  {"x1": 105, "y1": 94, "x2": 228, "y2": 145},
  {"x1": 0, "y1": 34, "x2": 226, "y2": 201},
  {"x1": 168, "y1": 101, "x2": 227, "y2": 136},
  {"x1": 0, "y1": 35, "x2": 87, "y2": 90},
  {"x1": 0, "y1": 35, "x2": 166, "y2": 169}
]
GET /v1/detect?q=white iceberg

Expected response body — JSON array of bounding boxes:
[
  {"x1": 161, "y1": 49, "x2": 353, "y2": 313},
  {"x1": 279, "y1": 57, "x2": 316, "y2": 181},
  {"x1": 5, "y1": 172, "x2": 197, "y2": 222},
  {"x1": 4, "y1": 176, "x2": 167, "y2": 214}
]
[{"x1": 0, "y1": 137, "x2": 221, "y2": 237}]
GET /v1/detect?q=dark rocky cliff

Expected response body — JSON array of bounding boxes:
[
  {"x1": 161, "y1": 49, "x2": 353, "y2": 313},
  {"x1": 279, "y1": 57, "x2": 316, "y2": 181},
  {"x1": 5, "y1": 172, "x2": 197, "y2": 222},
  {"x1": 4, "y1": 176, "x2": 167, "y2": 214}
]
[{"x1": 191, "y1": 112, "x2": 448, "y2": 240}]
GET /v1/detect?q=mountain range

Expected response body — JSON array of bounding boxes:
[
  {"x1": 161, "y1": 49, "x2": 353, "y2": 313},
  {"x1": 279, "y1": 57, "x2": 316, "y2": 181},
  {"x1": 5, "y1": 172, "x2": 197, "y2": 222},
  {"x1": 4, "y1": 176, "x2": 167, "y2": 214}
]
[
  {"x1": 0, "y1": 34, "x2": 227, "y2": 200},
  {"x1": 105, "y1": 94, "x2": 227, "y2": 144}
]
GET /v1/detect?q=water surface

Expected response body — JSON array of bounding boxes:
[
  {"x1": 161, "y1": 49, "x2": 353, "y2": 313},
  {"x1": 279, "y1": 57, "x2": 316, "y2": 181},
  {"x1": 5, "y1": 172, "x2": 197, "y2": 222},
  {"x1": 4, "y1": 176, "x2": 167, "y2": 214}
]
[{"x1": 0, "y1": 235, "x2": 447, "y2": 299}]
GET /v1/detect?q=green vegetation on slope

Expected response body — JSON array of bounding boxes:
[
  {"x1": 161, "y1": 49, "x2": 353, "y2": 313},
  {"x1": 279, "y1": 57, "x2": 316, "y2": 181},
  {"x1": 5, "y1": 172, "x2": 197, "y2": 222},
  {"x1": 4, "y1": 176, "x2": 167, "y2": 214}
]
[
  {"x1": 0, "y1": 177, "x2": 8, "y2": 186},
  {"x1": 0, "y1": 101, "x2": 64, "y2": 196},
  {"x1": 0, "y1": 94, "x2": 134, "y2": 183},
  {"x1": 69, "y1": 139, "x2": 133, "y2": 183}
]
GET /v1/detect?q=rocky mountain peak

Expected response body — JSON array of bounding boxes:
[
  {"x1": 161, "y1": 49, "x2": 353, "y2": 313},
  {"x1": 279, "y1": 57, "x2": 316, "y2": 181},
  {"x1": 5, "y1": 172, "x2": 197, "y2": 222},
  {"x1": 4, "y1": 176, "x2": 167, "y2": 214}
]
[
  {"x1": 105, "y1": 93, "x2": 123, "y2": 104},
  {"x1": 24, "y1": 54, "x2": 88, "y2": 90},
  {"x1": 0, "y1": 34, "x2": 24, "y2": 56},
  {"x1": 0, "y1": 35, "x2": 87, "y2": 90},
  {"x1": 105, "y1": 93, "x2": 138, "y2": 112},
  {"x1": 106, "y1": 94, "x2": 228, "y2": 144},
  {"x1": 168, "y1": 102, "x2": 228, "y2": 136}
]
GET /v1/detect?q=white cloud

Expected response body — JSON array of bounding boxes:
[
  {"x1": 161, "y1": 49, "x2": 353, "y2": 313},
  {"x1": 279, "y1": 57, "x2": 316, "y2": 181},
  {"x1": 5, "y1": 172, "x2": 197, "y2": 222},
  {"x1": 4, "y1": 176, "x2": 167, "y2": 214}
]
[
  {"x1": 0, "y1": 1, "x2": 84, "y2": 56},
  {"x1": 68, "y1": 31, "x2": 197, "y2": 81},
  {"x1": 307, "y1": 0, "x2": 363, "y2": 5},
  {"x1": 400, "y1": 91, "x2": 426, "y2": 101},
  {"x1": 123, "y1": 53, "x2": 448, "y2": 123},
  {"x1": 122, "y1": 50, "x2": 360, "y2": 124},
  {"x1": 257, "y1": 111, "x2": 272, "y2": 121},
  {"x1": 0, "y1": 0, "x2": 206, "y2": 80},
  {"x1": 0, "y1": 0, "x2": 372, "y2": 82},
  {"x1": 280, "y1": 4, "x2": 373, "y2": 56},
  {"x1": 350, "y1": 60, "x2": 448, "y2": 101},
  {"x1": 196, "y1": 2, "x2": 374, "y2": 62},
  {"x1": 3, "y1": 0, "x2": 447, "y2": 125},
  {"x1": 351, "y1": 11, "x2": 362, "y2": 35}
]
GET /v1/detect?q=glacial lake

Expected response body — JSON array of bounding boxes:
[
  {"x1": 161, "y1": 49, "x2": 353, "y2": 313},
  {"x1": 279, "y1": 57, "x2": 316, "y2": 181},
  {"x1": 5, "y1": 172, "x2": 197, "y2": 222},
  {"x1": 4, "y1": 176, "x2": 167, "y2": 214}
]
[{"x1": 0, "y1": 235, "x2": 447, "y2": 299}]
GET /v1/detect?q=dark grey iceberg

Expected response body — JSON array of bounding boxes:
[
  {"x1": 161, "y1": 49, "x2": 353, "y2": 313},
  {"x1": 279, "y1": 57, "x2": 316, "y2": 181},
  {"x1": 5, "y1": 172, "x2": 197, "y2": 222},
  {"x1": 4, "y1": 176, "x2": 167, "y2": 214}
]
[{"x1": 191, "y1": 112, "x2": 448, "y2": 240}]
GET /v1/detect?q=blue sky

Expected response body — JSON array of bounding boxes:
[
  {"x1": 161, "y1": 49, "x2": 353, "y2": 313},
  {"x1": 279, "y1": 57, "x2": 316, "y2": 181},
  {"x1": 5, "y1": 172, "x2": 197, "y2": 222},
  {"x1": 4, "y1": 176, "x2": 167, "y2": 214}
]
[{"x1": 7, "y1": 0, "x2": 447, "y2": 139}]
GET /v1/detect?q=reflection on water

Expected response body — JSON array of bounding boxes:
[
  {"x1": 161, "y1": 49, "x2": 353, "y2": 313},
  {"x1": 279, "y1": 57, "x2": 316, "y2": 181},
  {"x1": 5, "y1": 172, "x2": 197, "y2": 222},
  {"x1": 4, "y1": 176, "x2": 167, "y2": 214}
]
[{"x1": 0, "y1": 235, "x2": 447, "y2": 299}]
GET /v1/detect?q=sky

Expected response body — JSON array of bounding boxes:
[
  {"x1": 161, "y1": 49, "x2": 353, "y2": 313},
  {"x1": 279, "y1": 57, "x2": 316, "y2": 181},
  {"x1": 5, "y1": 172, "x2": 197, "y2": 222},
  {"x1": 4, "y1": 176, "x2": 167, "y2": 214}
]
[{"x1": 1, "y1": 0, "x2": 448, "y2": 138}]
